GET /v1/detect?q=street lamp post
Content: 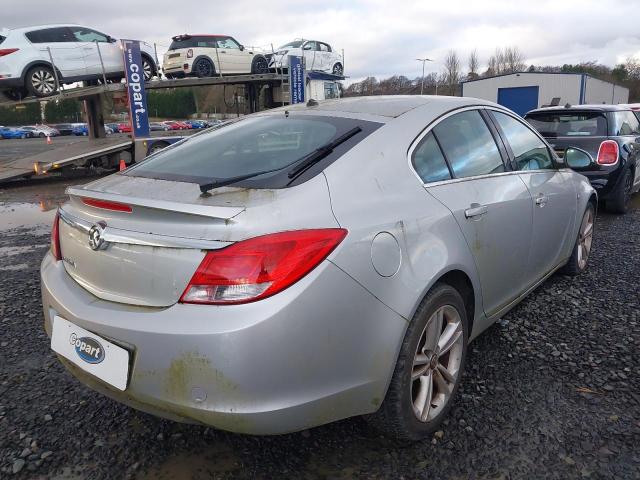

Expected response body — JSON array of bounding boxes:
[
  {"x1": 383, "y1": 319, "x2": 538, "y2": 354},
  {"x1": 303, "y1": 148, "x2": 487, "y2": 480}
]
[{"x1": 416, "y1": 58, "x2": 434, "y2": 95}]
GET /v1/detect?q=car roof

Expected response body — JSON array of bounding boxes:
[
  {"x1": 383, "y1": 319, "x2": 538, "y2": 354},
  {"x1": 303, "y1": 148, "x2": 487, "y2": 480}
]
[
  {"x1": 271, "y1": 95, "x2": 495, "y2": 119},
  {"x1": 527, "y1": 104, "x2": 632, "y2": 115},
  {"x1": 5, "y1": 24, "x2": 85, "y2": 33}
]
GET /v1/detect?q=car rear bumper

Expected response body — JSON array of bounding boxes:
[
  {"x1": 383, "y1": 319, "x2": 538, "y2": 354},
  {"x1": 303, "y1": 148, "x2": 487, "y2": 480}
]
[{"x1": 41, "y1": 252, "x2": 406, "y2": 434}]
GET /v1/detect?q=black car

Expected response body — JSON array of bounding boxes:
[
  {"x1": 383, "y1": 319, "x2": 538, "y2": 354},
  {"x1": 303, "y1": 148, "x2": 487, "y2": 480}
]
[{"x1": 525, "y1": 105, "x2": 640, "y2": 213}]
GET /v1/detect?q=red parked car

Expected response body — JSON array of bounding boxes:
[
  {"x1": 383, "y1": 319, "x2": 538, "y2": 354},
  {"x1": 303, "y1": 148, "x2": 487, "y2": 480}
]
[
  {"x1": 162, "y1": 121, "x2": 190, "y2": 130},
  {"x1": 117, "y1": 123, "x2": 132, "y2": 133}
]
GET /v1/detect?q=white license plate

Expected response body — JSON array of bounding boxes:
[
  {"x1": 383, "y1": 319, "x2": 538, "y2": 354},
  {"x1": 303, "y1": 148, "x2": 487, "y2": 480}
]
[{"x1": 51, "y1": 316, "x2": 130, "y2": 391}]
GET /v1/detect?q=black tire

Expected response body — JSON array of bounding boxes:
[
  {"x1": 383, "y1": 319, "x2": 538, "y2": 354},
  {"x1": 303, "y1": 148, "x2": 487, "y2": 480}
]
[
  {"x1": 142, "y1": 56, "x2": 156, "y2": 81},
  {"x1": 149, "y1": 141, "x2": 169, "y2": 154},
  {"x1": 38, "y1": 132, "x2": 45, "y2": 138},
  {"x1": 562, "y1": 202, "x2": 595, "y2": 276},
  {"x1": 607, "y1": 168, "x2": 632, "y2": 214},
  {"x1": 25, "y1": 65, "x2": 58, "y2": 97},
  {"x1": 367, "y1": 283, "x2": 468, "y2": 441},
  {"x1": 332, "y1": 63, "x2": 344, "y2": 76},
  {"x1": 193, "y1": 58, "x2": 215, "y2": 78},
  {"x1": 251, "y1": 55, "x2": 269, "y2": 74}
]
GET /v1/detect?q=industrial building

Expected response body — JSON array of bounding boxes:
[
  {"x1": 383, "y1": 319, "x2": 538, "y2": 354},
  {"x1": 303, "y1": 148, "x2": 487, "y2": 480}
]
[{"x1": 461, "y1": 72, "x2": 629, "y2": 116}]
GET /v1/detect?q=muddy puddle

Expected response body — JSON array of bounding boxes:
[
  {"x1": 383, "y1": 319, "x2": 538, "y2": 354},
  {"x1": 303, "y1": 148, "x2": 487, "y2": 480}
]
[{"x1": 0, "y1": 201, "x2": 57, "y2": 234}]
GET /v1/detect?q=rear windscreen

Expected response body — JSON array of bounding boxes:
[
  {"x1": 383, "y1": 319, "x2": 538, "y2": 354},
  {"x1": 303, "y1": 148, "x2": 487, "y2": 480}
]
[
  {"x1": 525, "y1": 112, "x2": 607, "y2": 138},
  {"x1": 126, "y1": 114, "x2": 381, "y2": 188},
  {"x1": 169, "y1": 36, "x2": 217, "y2": 50}
]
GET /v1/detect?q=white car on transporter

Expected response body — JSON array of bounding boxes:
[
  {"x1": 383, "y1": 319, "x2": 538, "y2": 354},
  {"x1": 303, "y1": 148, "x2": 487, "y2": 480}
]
[
  {"x1": 269, "y1": 39, "x2": 344, "y2": 75},
  {"x1": 0, "y1": 24, "x2": 158, "y2": 99},
  {"x1": 162, "y1": 34, "x2": 269, "y2": 78}
]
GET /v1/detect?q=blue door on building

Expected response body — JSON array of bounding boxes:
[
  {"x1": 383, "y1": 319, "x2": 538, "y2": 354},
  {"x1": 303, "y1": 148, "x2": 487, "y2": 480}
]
[{"x1": 497, "y1": 86, "x2": 539, "y2": 116}]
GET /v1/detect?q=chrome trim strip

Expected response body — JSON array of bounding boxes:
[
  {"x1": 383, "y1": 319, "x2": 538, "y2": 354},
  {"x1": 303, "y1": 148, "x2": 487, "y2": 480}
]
[{"x1": 58, "y1": 208, "x2": 231, "y2": 250}]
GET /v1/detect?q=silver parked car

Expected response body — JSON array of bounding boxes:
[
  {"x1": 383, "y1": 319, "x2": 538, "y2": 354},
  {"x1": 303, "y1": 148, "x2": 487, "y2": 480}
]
[{"x1": 41, "y1": 96, "x2": 596, "y2": 440}]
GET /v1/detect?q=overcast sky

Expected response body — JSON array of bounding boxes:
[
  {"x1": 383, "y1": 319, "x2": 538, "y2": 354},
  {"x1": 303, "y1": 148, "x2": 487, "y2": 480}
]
[{"x1": 3, "y1": 0, "x2": 640, "y2": 82}]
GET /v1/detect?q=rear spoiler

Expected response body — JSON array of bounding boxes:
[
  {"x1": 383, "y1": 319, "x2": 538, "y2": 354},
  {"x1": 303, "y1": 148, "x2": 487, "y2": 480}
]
[{"x1": 66, "y1": 186, "x2": 245, "y2": 220}]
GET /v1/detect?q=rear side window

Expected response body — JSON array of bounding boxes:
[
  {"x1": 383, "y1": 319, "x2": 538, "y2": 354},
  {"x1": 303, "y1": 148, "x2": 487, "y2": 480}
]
[
  {"x1": 492, "y1": 111, "x2": 554, "y2": 171},
  {"x1": 525, "y1": 112, "x2": 607, "y2": 137},
  {"x1": 127, "y1": 115, "x2": 381, "y2": 188},
  {"x1": 412, "y1": 132, "x2": 451, "y2": 183},
  {"x1": 25, "y1": 27, "x2": 74, "y2": 43},
  {"x1": 610, "y1": 111, "x2": 640, "y2": 136},
  {"x1": 433, "y1": 110, "x2": 505, "y2": 178}
]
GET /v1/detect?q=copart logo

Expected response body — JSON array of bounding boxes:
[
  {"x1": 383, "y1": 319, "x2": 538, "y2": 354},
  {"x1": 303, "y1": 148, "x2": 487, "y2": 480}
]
[{"x1": 70, "y1": 333, "x2": 105, "y2": 364}]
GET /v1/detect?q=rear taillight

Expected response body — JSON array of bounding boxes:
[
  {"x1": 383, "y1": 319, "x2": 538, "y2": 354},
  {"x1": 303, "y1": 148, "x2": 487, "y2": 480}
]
[
  {"x1": 0, "y1": 48, "x2": 19, "y2": 57},
  {"x1": 82, "y1": 197, "x2": 132, "y2": 213},
  {"x1": 180, "y1": 229, "x2": 347, "y2": 305},
  {"x1": 596, "y1": 140, "x2": 619, "y2": 165},
  {"x1": 51, "y1": 211, "x2": 61, "y2": 261}
]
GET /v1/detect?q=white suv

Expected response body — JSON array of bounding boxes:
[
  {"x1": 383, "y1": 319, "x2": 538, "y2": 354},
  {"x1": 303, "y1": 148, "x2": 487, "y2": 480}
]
[
  {"x1": 0, "y1": 24, "x2": 158, "y2": 99},
  {"x1": 269, "y1": 39, "x2": 344, "y2": 75},
  {"x1": 163, "y1": 34, "x2": 268, "y2": 78}
]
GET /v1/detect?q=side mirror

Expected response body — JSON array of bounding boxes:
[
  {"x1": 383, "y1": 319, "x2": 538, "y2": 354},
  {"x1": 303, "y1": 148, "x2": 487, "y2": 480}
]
[
  {"x1": 564, "y1": 147, "x2": 593, "y2": 169},
  {"x1": 107, "y1": 35, "x2": 116, "y2": 43},
  {"x1": 239, "y1": 45, "x2": 245, "y2": 51}
]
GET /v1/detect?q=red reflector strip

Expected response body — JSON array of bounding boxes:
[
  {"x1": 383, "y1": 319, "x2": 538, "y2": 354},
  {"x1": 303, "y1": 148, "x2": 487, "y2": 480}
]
[
  {"x1": 82, "y1": 197, "x2": 132, "y2": 213},
  {"x1": 0, "y1": 48, "x2": 19, "y2": 57}
]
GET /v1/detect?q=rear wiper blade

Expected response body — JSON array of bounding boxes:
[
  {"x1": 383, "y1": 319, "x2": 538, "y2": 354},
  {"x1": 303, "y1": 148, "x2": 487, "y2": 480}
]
[
  {"x1": 286, "y1": 126, "x2": 362, "y2": 182},
  {"x1": 199, "y1": 167, "x2": 283, "y2": 195}
]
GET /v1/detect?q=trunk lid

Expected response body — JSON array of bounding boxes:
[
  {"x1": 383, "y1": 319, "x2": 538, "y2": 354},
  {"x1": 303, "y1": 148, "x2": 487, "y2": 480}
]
[{"x1": 57, "y1": 174, "x2": 337, "y2": 307}]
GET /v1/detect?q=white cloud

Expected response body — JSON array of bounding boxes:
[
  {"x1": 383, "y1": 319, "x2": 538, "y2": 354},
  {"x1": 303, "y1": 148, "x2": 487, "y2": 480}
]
[{"x1": 2, "y1": 0, "x2": 639, "y2": 81}]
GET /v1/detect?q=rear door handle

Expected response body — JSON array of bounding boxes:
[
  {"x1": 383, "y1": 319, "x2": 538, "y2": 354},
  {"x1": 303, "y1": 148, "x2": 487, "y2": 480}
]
[
  {"x1": 535, "y1": 194, "x2": 548, "y2": 207},
  {"x1": 465, "y1": 203, "x2": 488, "y2": 219}
]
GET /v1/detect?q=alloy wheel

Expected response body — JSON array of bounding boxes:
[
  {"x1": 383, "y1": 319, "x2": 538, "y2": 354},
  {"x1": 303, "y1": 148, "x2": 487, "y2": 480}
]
[
  {"x1": 142, "y1": 59, "x2": 153, "y2": 81},
  {"x1": 253, "y1": 57, "x2": 268, "y2": 74},
  {"x1": 195, "y1": 59, "x2": 213, "y2": 77},
  {"x1": 333, "y1": 64, "x2": 343, "y2": 76},
  {"x1": 411, "y1": 305, "x2": 464, "y2": 422},
  {"x1": 31, "y1": 69, "x2": 56, "y2": 95},
  {"x1": 577, "y1": 207, "x2": 594, "y2": 270}
]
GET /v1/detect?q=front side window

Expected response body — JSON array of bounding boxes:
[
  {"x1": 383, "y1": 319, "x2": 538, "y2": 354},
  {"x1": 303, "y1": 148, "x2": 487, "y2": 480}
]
[
  {"x1": 433, "y1": 110, "x2": 505, "y2": 178},
  {"x1": 217, "y1": 37, "x2": 240, "y2": 49},
  {"x1": 303, "y1": 41, "x2": 317, "y2": 51},
  {"x1": 127, "y1": 115, "x2": 380, "y2": 188},
  {"x1": 610, "y1": 111, "x2": 640, "y2": 136},
  {"x1": 70, "y1": 27, "x2": 108, "y2": 43},
  {"x1": 26, "y1": 27, "x2": 74, "y2": 43},
  {"x1": 492, "y1": 111, "x2": 554, "y2": 171},
  {"x1": 412, "y1": 132, "x2": 451, "y2": 183}
]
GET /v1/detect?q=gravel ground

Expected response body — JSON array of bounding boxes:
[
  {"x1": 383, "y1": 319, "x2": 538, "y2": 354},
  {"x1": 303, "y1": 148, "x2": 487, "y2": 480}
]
[{"x1": 0, "y1": 184, "x2": 639, "y2": 479}]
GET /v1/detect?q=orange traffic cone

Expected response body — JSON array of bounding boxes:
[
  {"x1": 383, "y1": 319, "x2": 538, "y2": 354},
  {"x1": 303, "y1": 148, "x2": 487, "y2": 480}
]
[
  {"x1": 119, "y1": 159, "x2": 126, "y2": 171},
  {"x1": 46, "y1": 135, "x2": 52, "y2": 145}
]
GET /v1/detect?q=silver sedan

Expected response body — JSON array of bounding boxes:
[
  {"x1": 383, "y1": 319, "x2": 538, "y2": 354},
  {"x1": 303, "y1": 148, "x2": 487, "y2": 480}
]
[{"x1": 41, "y1": 96, "x2": 596, "y2": 440}]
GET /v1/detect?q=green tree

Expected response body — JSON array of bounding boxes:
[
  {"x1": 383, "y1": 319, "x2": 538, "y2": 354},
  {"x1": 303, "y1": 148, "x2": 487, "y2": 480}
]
[
  {"x1": 0, "y1": 103, "x2": 40, "y2": 126},
  {"x1": 44, "y1": 99, "x2": 82, "y2": 123}
]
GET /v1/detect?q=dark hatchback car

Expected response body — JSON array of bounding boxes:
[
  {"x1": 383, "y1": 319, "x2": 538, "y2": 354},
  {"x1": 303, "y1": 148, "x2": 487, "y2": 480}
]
[
  {"x1": 53, "y1": 124, "x2": 75, "y2": 136},
  {"x1": 525, "y1": 105, "x2": 640, "y2": 213}
]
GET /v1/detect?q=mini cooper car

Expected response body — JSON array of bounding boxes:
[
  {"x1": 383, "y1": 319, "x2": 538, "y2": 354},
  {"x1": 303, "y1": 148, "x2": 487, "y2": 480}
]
[
  {"x1": 0, "y1": 24, "x2": 158, "y2": 98},
  {"x1": 162, "y1": 34, "x2": 268, "y2": 79},
  {"x1": 43, "y1": 96, "x2": 595, "y2": 440},
  {"x1": 268, "y1": 39, "x2": 343, "y2": 75},
  {"x1": 525, "y1": 104, "x2": 640, "y2": 213}
]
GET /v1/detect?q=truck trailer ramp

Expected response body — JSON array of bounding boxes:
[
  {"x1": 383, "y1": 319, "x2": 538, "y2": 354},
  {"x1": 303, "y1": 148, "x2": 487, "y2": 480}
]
[{"x1": 0, "y1": 137, "x2": 132, "y2": 183}]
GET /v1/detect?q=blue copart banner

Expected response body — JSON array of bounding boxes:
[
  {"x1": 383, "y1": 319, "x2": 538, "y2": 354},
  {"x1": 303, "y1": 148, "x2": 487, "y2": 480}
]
[
  {"x1": 289, "y1": 56, "x2": 305, "y2": 104},
  {"x1": 122, "y1": 40, "x2": 150, "y2": 138}
]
